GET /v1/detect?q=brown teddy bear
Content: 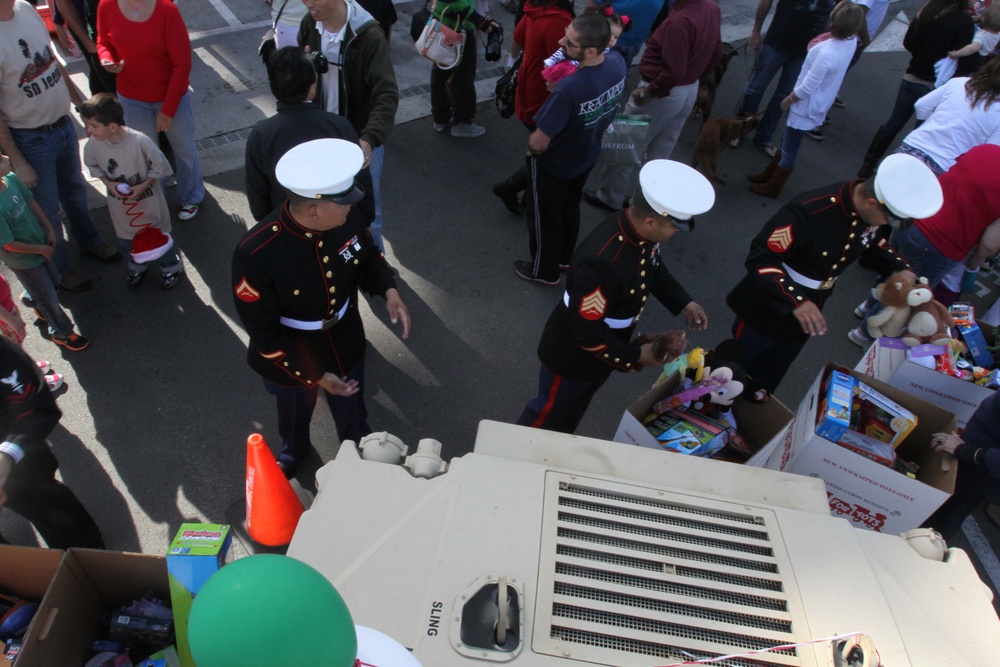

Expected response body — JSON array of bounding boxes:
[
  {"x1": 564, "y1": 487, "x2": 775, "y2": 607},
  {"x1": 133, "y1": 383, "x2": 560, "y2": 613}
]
[
  {"x1": 866, "y1": 270, "x2": 918, "y2": 338},
  {"x1": 902, "y1": 278, "x2": 955, "y2": 347}
]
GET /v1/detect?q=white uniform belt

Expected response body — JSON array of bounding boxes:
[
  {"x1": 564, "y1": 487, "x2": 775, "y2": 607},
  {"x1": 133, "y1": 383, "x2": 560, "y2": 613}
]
[
  {"x1": 781, "y1": 263, "x2": 835, "y2": 290},
  {"x1": 279, "y1": 297, "x2": 351, "y2": 331},
  {"x1": 563, "y1": 292, "x2": 634, "y2": 329}
]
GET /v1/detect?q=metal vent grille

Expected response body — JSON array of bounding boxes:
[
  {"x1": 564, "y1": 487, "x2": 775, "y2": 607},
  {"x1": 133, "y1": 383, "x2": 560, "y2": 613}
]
[{"x1": 532, "y1": 473, "x2": 811, "y2": 667}]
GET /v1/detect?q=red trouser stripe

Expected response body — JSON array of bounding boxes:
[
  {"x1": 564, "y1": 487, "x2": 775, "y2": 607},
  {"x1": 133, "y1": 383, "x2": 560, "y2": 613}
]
[
  {"x1": 733, "y1": 319, "x2": 746, "y2": 339},
  {"x1": 532, "y1": 373, "x2": 562, "y2": 428}
]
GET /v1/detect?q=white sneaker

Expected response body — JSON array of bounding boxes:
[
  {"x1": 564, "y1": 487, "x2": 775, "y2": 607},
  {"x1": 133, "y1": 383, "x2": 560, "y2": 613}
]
[
  {"x1": 450, "y1": 123, "x2": 486, "y2": 138},
  {"x1": 854, "y1": 300, "x2": 872, "y2": 318},
  {"x1": 847, "y1": 327, "x2": 873, "y2": 350},
  {"x1": 178, "y1": 203, "x2": 200, "y2": 221},
  {"x1": 45, "y1": 373, "x2": 64, "y2": 392},
  {"x1": 36, "y1": 360, "x2": 51, "y2": 374}
]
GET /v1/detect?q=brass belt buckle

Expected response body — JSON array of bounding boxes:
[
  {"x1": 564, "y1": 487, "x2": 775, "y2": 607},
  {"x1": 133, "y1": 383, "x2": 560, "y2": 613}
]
[
  {"x1": 820, "y1": 278, "x2": 836, "y2": 290},
  {"x1": 321, "y1": 316, "x2": 339, "y2": 330}
]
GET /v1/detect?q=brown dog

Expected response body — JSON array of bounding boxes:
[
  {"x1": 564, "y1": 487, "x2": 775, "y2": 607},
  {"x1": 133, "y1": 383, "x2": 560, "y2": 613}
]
[
  {"x1": 690, "y1": 43, "x2": 737, "y2": 123},
  {"x1": 691, "y1": 115, "x2": 760, "y2": 186}
]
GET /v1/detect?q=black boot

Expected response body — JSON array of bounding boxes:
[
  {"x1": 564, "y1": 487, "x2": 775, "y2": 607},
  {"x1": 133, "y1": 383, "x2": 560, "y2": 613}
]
[
  {"x1": 493, "y1": 166, "x2": 527, "y2": 215},
  {"x1": 857, "y1": 125, "x2": 894, "y2": 179}
]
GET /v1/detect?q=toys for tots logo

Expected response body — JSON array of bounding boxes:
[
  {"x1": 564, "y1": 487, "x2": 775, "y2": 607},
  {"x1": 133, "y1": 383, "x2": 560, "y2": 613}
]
[{"x1": 828, "y1": 493, "x2": 887, "y2": 531}]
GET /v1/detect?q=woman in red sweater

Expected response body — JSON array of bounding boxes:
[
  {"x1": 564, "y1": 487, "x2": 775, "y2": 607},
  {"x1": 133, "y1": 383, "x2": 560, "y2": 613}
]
[
  {"x1": 491, "y1": 0, "x2": 575, "y2": 215},
  {"x1": 97, "y1": 0, "x2": 204, "y2": 220}
]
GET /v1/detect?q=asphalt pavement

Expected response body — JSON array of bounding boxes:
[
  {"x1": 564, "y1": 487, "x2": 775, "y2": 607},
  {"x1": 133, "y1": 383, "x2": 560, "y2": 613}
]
[{"x1": 3, "y1": 0, "x2": 1000, "y2": 614}]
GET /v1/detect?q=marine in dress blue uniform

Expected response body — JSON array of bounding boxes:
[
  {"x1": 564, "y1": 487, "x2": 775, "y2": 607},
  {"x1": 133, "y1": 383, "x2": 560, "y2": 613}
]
[
  {"x1": 517, "y1": 160, "x2": 714, "y2": 434},
  {"x1": 0, "y1": 336, "x2": 104, "y2": 549},
  {"x1": 726, "y1": 154, "x2": 943, "y2": 394},
  {"x1": 232, "y1": 139, "x2": 410, "y2": 477}
]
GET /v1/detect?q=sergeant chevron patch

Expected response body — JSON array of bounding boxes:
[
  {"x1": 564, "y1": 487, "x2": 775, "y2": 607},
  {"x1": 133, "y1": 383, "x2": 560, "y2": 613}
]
[
  {"x1": 767, "y1": 225, "x2": 794, "y2": 253},
  {"x1": 579, "y1": 288, "x2": 607, "y2": 321}
]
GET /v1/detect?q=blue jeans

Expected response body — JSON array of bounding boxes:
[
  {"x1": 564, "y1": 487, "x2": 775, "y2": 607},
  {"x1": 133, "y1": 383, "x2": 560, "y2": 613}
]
[
  {"x1": 368, "y1": 145, "x2": 385, "y2": 253},
  {"x1": 118, "y1": 91, "x2": 205, "y2": 207},
  {"x1": 891, "y1": 225, "x2": 957, "y2": 286},
  {"x1": 10, "y1": 117, "x2": 102, "y2": 274},
  {"x1": 12, "y1": 261, "x2": 74, "y2": 337},
  {"x1": 882, "y1": 78, "x2": 933, "y2": 143},
  {"x1": 262, "y1": 354, "x2": 371, "y2": 467},
  {"x1": 114, "y1": 236, "x2": 182, "y2": 274},
  {"x1": 613, "y1": 42, "x2": 642, "y2": 67},
  {"x1": 740, "y1": 44, "x2": 805, "y2": 146},
  {"x1": 779, "y1": 126, "x2": 807, "y2": 170}
]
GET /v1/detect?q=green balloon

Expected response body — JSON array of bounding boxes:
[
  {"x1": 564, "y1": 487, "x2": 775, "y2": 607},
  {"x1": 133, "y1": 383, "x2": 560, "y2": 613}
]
[{"x1": 188, "y1": 554, "x2": 357, "y2": 667}]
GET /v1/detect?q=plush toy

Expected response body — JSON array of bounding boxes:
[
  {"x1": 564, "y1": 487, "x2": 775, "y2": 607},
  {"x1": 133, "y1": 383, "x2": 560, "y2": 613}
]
[
  {"x1": 688, "y1": 365, "x2": 745, "y2": 430},
  {"x1": 902, "y1": 278, "x2": 955, "y2": 347},
  {"x1": 653, "y1": 365, "x2": 744, "y2": 421},
  {"x1": 631, "y1": 330, "x2": 688, "y2": 370},
  {"x1": 660, "y1": 347, "x2": 704, "y2": 385},
  {"x1": 866, "y1": 270, "x2": 918, "y2": 339},
  {"x1": 541, "y1": 60, "x2": 577, "y2": 85}
]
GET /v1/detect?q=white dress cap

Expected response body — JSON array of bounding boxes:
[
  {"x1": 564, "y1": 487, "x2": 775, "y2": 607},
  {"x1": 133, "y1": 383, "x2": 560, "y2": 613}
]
[
  {"x1": 276, "y1": 139, "x2": 364, "y2": 199},
  {"x1": 638, "y1": 159, "x2": 715, "y2": 220},
  {"x1": 874, "y1": 153, "x2": 943, "y2": 220}
]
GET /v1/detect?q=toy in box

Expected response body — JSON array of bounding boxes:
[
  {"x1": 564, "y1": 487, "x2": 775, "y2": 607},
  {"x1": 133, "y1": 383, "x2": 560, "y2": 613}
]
[
  {"x1": 815, "y1": 371, "x2": 855, "y2": 442},
  {"x1": 837, "y1": 431, "x2": 897, "y2": 466},
  {"x1": 167, "y1": 524, "x2": 231, "y2": 667},
  {"x1": 816, "y1": 370, "x2": 917, "y2": 455},
  {"x1": 644, "y1": 406, "x2": 731, "y2": 457},
  {"x1": 977, "y1": 368, "x2": 1000, "y2": 389},
  {"x1": 950, "y1": 303, "x2": 974, "y2": 327},
  {"x1": 957, "y1": 320, "x2": 994, "y2": 368}
]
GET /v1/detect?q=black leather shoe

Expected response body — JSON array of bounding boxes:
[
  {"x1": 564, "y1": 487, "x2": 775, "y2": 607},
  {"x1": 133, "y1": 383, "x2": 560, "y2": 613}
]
[{"x1": 276, "y1": 459, "x2": 296, "y2": 479}]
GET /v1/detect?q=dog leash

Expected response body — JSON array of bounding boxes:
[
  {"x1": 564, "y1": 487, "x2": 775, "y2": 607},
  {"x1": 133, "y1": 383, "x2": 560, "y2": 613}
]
[{"x1": 731, "y1": 41, "x2": 757, "y2": 116}]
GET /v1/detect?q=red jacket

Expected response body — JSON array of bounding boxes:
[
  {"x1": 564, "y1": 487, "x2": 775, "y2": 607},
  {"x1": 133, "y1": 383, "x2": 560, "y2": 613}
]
[
  {"x1": 513, "y1": 3, "x2": 573, "y2": 127},
  {"x1": 639, "y1": 0, "x2": 721, "y2": 98},
  {"x1": 918, "y1": 144, "x2": 1000, "y2": 261},
  {"x1": 96, "y1": 0, "x2": 192, "y2": 118}
]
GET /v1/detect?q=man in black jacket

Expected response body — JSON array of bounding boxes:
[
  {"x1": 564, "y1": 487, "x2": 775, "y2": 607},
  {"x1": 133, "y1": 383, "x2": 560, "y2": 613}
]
[
  {"x1": 0, "y1": 337, "x2": 103, "y2": 549},
  {"x1": 299, "y1": 0, "x2": 398, "y2": 252},
  {"x1": 245, "y1": 46, "x2": 373, "y2": 224}
]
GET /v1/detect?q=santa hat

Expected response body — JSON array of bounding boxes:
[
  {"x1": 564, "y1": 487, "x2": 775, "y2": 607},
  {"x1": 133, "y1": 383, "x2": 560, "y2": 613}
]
[{"x1": 131, "y1": 227, "x2": 173, "y2": 263}]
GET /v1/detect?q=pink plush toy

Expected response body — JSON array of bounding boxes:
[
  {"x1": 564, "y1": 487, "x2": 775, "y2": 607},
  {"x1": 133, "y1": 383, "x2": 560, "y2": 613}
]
[{"x1": 541, "y1": 60, "x2": 577, "y2": 85}]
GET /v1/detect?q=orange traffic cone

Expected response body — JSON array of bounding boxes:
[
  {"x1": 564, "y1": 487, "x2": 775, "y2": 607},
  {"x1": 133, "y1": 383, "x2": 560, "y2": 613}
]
[{"x1": 245, "y1": 433, "x2": 304, "y2": 547}]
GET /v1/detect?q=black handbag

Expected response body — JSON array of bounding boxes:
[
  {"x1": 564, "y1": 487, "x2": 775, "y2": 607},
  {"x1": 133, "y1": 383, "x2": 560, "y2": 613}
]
[
  {"x1": 410, "y1": 1, "x2": 432, "y2": 43},
  {"x1": 494, "y1": 55, "x2": 520, "y2": 119}
]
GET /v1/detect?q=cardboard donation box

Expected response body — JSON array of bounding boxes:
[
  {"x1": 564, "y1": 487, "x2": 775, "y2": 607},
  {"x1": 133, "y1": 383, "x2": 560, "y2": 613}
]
[
  {"x1": 16, "y1": 549, "x2": 170, "y2": 667},
  {"x1": 758, "y1": 364, "x2": 957, "y2": 534},
  {"x1": 614, "y1": 372, "x2": 795, "y2": 464},
  {"x1": 0, "y1": 545, "x2": 62, "y2": 663},
  {"x1": 856, "y1": 336, "x2": 992, "y2": 430}
]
